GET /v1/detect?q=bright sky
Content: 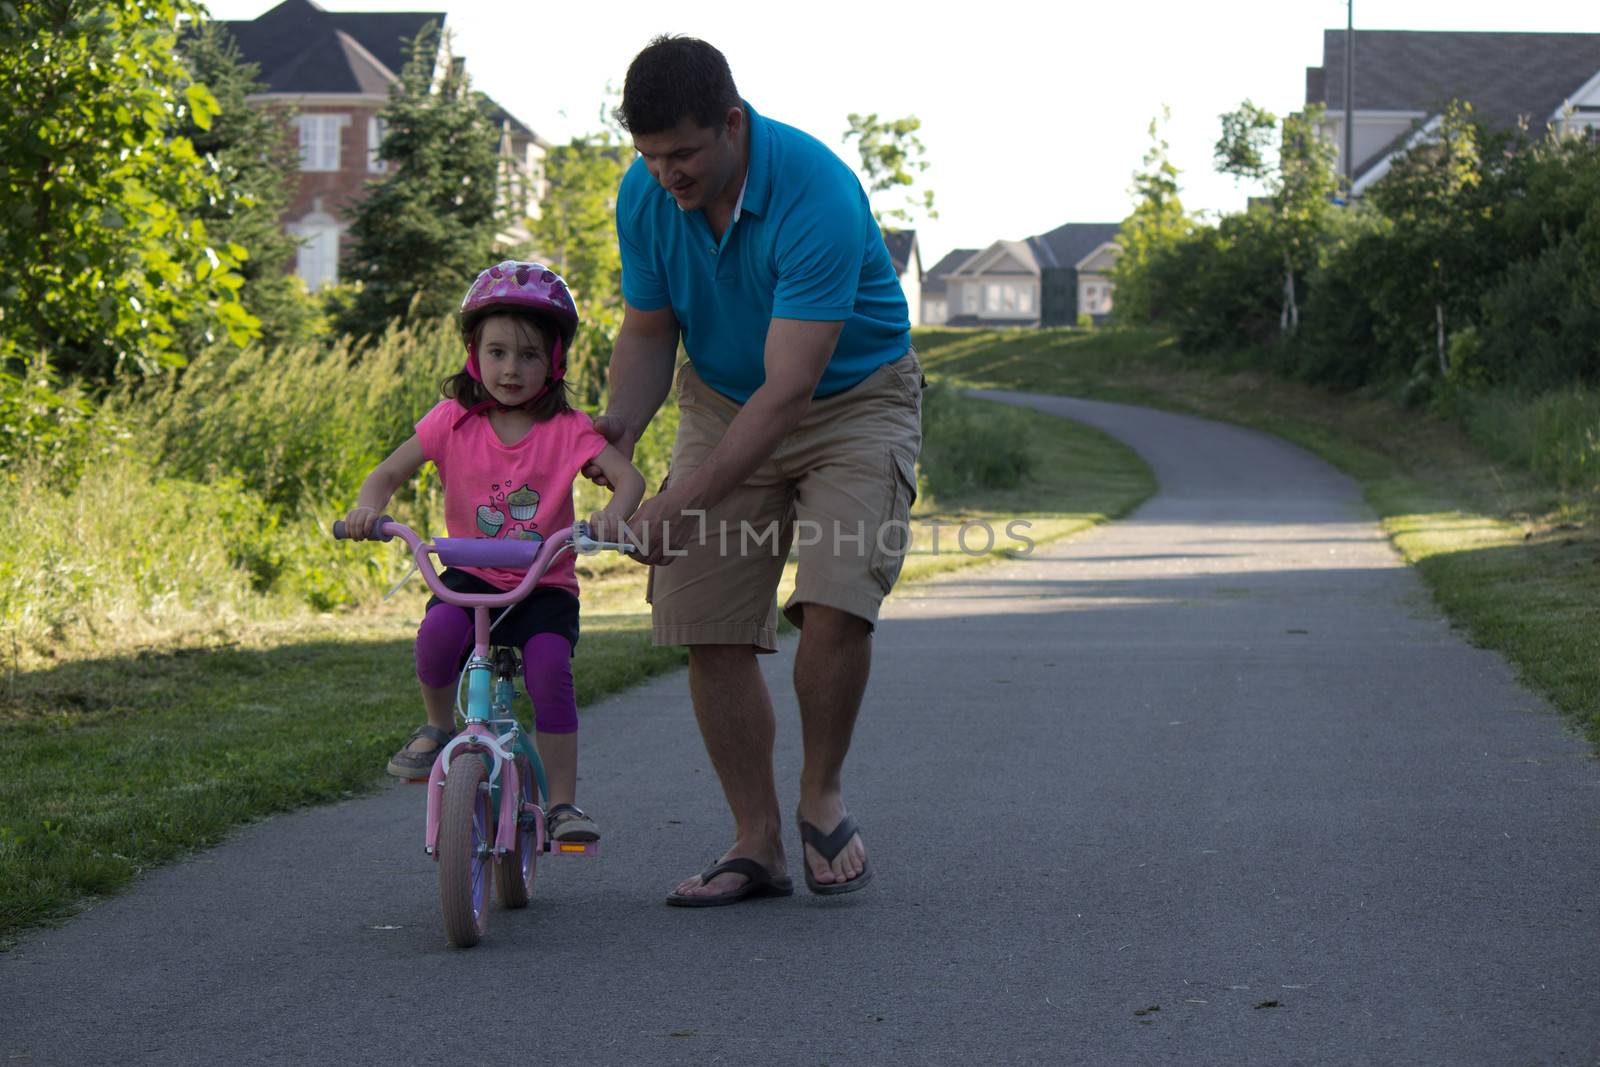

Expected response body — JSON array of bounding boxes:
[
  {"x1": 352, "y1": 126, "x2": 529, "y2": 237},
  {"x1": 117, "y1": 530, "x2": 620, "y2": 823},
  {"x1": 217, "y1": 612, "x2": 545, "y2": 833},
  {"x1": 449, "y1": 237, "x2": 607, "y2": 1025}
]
[{"x1": 207, "y1": 0, "x2": 1600, "y2": 267}]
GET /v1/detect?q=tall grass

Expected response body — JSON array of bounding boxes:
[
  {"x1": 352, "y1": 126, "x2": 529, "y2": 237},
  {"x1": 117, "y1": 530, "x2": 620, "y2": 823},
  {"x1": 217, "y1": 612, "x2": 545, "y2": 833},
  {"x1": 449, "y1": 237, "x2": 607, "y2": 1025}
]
[
  {"x1": 1, "y1": 317, "x2": 674, "y2": 669},
  {"x1": 918, "y1": 382, "x2": 1033, "y2": 499},
  {"x1": 1453, "y1": 386, "x2": 1600, "y2": 491}
]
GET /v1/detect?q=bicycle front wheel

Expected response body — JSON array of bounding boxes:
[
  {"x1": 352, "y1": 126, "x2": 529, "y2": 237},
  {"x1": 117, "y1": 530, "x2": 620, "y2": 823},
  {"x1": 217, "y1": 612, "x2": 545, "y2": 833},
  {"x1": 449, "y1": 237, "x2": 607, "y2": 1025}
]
[
  {"x1": 437, "y1": 755, "x2": 492, "y2": 948},
  {"x1": 495, "y1": 756, "x2": 539, "y2": 909}
]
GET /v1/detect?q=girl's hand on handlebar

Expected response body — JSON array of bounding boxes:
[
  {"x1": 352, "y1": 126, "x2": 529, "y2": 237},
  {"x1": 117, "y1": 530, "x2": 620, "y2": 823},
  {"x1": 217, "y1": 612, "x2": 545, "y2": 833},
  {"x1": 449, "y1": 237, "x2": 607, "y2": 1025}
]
[{"x1": 343, "y1": 505, "x2": 383, "y2": 541}]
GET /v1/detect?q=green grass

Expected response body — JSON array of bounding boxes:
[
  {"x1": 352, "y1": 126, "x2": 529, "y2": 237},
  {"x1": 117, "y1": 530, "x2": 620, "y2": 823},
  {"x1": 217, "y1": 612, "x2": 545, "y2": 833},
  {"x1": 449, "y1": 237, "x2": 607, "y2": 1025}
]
[
  {"x1": 917, "y1": 326, "x2": 1600, "y2": 748},
  {"x1": 0, "y1": 387, "x2": 1153, "y2": 946},
  {"x1": 0, "y1": 603, "x2": 686, "y2": 944}
]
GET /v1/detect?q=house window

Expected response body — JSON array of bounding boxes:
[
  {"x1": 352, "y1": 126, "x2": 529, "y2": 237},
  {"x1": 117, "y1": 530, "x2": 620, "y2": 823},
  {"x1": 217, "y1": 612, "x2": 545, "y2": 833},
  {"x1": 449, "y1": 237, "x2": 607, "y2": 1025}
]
[
  {"x1": 298, "y1": 114, "x2": 345, "y2": 171},
  {"x1": 984, "y1": 283, "x2": 1031, "y2": 314},
  {"x1": 367, "y1": 116, "x2": 388, "y2": 173},
  {"x1": 962, "y1": 285, "x2": 978, "y2": 314},
  {"x1": 289, "y1": 219, "x2": 341, "y2": 291}
]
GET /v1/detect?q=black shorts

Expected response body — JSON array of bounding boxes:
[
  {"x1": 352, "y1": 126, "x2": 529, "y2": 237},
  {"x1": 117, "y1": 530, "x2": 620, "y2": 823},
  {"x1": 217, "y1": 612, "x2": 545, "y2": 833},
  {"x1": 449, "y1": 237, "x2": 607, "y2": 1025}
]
[{"x1": 426, "y1": 568, "x2": 581, "y2": 652}]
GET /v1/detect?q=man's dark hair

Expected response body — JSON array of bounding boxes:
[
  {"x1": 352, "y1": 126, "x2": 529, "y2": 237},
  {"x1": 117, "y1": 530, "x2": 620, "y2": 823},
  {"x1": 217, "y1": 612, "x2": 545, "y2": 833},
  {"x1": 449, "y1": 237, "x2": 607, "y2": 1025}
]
[{"x1": 617, "y1": 35, "x2": 741, "y2": 135}]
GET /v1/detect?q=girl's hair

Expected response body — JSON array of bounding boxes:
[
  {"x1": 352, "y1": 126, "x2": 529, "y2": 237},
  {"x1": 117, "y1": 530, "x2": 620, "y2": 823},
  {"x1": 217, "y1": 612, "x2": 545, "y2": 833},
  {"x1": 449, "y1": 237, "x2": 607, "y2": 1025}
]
[{"x1": 442, "y1": 309, "x2": 574, "y2": 421}]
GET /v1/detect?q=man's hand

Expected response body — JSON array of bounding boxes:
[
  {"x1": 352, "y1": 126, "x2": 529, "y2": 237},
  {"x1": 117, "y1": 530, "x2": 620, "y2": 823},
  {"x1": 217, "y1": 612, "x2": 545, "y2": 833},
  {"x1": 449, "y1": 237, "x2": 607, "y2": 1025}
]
[
  {"x1": 582, "y1": 414, "x2": 636, "y2": 489},
  {"x1": 626, "y1": 486, "x2": 702, "y2": 566}
]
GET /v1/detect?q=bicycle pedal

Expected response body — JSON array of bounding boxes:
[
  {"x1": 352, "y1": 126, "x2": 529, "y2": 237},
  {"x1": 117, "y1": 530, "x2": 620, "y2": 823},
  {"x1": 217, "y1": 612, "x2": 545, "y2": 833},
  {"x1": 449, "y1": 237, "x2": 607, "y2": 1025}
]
[{"x1": 545, "y1": 839, "x2": 601, "y2": 857}]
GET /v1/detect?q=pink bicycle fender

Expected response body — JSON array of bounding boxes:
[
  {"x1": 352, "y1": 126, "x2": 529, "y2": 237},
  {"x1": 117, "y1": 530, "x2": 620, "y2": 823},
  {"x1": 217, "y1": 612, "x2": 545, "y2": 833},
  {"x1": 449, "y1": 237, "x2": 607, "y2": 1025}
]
[{"x1": 433, "y1": 537, "x2": 542, "y2": 569}]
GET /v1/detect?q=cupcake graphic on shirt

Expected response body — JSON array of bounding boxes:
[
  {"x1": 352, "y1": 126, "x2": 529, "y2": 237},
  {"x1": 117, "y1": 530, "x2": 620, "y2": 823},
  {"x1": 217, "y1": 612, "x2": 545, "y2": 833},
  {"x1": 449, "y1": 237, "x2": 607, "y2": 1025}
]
[
  {"x1": 506, "y1": 485, "x2": 540, "y2": 521},
  {"x1": 476, "y1": 505, "x2": 506, "y2": 537}
]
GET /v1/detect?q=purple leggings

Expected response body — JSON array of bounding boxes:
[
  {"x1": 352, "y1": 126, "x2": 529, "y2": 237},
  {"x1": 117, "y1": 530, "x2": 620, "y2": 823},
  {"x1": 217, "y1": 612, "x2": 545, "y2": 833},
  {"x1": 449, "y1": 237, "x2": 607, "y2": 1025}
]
[{"x1": 414, "y1": 603, "x2": 578, "y2": 734}]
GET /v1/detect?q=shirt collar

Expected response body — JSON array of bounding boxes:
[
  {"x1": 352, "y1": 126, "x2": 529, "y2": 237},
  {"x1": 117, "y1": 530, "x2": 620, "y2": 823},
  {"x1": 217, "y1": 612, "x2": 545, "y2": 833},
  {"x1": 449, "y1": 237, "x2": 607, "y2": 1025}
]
[{"x1": 735, "y1": 99, "x2": 770, "y2": 218}]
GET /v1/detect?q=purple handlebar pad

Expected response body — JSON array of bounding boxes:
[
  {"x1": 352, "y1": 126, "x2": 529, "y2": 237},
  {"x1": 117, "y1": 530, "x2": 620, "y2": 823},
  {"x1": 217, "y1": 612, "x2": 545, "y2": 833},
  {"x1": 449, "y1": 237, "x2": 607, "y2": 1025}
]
[
  {"x1": 433, "y1": 537, "x2": 542, "y2": 569},
  {"x1": 331, "y1": 516, "x2": 395, "y2": 541}
]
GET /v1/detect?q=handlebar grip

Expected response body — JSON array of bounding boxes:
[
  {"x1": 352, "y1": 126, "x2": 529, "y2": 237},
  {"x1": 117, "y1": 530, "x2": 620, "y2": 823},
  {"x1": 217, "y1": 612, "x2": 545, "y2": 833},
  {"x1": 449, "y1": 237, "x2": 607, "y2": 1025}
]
[{"x1": 332, "y1": 515, "x2": 396, "y2": 541}]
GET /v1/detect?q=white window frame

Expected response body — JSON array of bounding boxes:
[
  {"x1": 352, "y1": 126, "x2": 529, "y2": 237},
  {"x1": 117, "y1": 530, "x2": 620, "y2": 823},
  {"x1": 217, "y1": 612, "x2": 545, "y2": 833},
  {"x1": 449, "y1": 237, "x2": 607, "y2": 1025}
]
[
  {"x1": 298, "y1": 114, "x2": 346, "y2": 172},
  {"x1": 962, "y1": 284, "x2": 978, "y2": 314},
  {"x1": 289, "y1": 220, "x2": 341, "y2": 291},
  {"x1": 367, "y1": 116, "x2": 388, "y2": 173}
]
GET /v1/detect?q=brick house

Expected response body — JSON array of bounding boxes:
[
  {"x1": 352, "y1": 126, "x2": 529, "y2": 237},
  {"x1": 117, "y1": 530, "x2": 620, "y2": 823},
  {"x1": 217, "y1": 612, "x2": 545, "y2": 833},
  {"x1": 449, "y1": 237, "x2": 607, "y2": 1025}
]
[{"x1": 219, "y1": 0, "x2": 548, "y2": 291}]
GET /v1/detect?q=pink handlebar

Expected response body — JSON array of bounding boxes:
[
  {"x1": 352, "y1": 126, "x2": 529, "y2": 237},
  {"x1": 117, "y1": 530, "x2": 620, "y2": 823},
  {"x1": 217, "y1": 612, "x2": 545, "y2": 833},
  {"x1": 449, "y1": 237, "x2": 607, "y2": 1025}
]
[{"x1": 332, "y1": 518, "x2": 575, "y2": 609}]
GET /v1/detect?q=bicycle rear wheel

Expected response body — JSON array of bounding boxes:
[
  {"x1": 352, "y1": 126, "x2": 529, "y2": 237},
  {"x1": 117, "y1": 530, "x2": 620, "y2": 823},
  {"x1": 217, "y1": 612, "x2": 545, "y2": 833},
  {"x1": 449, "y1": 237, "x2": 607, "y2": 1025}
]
[
  {"x1": 495, "y1": 756, "x2": 539, "y2": 909},
  {"x1": 437, "y1": 755, "x2": 492, "y2": 948}
]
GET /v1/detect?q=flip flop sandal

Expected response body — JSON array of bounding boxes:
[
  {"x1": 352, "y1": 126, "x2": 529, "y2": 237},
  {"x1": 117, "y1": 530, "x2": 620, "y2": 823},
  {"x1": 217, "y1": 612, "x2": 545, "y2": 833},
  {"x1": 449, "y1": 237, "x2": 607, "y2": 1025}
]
[
  {"x1": 664, "y1": 857, "x2": 795, "y2": 908},
  {"x1": 385, "y1": 723, "x2": 455, "y2": 780},
  {"x1": 546, "y1": 803, "x2": 601, "y2": 843},
  {"x1": 797, "y1": 814, "x2": 873, "y2": 896}
]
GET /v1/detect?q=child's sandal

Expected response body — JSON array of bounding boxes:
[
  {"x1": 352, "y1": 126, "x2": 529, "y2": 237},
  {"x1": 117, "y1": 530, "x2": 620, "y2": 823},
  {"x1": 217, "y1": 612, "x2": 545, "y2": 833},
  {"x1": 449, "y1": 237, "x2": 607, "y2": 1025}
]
[
  {"x1": 385, "y1": 724, "x2": 456, "y2": 780},
  {"x1": 546, "y1": 803, "x2": 600, "y2": 842}
]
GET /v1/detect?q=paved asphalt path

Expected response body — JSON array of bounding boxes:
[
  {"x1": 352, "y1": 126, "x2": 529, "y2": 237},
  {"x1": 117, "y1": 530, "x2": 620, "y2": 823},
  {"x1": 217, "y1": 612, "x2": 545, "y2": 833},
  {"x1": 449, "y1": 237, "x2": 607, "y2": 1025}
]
[{"x1": 4, "y1": 392, "x2": 1598, "y2": 1066}]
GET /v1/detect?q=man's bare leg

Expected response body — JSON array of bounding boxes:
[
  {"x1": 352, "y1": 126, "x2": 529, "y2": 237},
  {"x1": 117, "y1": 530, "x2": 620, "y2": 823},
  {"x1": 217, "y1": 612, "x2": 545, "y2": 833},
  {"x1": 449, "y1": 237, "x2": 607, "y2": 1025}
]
[
  {"x1": 671, "y1": 643, "x2": 789, "y2": 898},
  {"x1": 793, "y1": 604, "x2": 872, "y2": 886}
]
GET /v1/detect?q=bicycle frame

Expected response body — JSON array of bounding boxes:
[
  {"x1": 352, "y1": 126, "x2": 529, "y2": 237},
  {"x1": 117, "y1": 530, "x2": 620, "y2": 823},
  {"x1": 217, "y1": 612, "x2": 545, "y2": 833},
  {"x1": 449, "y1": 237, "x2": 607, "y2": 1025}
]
[{"x1": 334, "y1": 520, "x2": 630, "y2": 861}]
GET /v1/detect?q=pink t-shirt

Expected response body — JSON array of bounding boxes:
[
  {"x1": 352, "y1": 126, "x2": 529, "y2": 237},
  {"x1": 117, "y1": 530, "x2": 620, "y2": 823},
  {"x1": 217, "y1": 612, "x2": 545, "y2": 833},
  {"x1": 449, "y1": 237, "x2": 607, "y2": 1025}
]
[{"x1": 415, "y1": 401, "x2": 608, "y2": 594}]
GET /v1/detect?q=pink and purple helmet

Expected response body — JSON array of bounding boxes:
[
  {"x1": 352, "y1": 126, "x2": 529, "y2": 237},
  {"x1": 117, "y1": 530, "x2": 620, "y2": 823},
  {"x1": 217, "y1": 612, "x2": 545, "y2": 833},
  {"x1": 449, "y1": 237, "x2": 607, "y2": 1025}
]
[{"x1": 458, "y1": 261, "x2": 580, "y2": 386}]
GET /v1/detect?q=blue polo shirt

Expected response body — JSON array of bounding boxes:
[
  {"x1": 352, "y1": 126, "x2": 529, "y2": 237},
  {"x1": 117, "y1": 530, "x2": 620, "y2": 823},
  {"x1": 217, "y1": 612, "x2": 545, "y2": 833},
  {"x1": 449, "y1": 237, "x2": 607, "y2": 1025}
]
[{"x1": 616, "y1": 102, "x2": 911, "y2": 403}]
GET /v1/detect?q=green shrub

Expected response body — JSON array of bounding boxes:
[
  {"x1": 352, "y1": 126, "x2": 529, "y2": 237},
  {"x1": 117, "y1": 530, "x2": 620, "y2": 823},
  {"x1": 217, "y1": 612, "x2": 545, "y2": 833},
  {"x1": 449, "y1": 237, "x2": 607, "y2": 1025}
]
[
  {"x1": 1455, "y1": 386, "x2": 1600, "y2": 490},
  {"x1": 1476, "y1": 209, "x2": 1600, "y2": 391},
  {"x1": 918, "y1": 382, "x2": 1034, "y2": 499},
  {"x1": 0, "y1": 357, "x2": 114, "y2": 481}
]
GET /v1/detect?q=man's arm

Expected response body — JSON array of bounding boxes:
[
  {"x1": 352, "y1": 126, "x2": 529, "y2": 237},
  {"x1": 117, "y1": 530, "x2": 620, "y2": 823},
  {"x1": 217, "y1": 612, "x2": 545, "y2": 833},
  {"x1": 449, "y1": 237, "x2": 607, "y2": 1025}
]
[
  {"x1": 584, "y1": 301, "x2": 679, "y2": 487},
  {"x1": 673, "y1": 316, "x2": 843, "y2": 511},
  {"x1": 627, "y1": 316, "x2": 843, "y2": 564}
]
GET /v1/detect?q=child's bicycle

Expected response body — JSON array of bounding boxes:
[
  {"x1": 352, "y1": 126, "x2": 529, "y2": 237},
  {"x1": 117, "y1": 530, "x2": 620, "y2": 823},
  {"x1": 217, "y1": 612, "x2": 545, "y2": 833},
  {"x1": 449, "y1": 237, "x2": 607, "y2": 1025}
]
[{"x1": 331, "y1": 516, "x2": 633, "y2": 948}]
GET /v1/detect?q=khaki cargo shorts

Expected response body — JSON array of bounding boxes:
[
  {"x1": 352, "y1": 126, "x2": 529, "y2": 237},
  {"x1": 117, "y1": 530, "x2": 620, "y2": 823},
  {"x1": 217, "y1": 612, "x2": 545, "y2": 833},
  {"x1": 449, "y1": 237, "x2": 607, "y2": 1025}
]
[{"x1": 647, "y1": 350, "x2": 924, "y2": 652}]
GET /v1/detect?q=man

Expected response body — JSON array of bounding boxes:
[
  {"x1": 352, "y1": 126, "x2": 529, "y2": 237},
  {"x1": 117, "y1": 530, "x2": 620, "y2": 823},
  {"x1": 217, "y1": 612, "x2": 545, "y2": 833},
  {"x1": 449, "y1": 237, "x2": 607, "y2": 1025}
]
[{"x1": 591, "y1": 35, "x2": 921, "y2": 905}]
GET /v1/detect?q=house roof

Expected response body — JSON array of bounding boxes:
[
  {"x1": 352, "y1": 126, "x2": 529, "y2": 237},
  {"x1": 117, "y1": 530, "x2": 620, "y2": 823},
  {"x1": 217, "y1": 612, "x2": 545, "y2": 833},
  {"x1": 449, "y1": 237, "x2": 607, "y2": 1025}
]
[
  {"x1": 1307, "y1": 30, "x2": 1600, "y2": 175},
  {"x1": 219, "y1": 0, "x2": 445, "y2": 94},
  {"x1": 954, "y1": 239, "x2": 1036, "y2": 277},
  {"x1": 1026, "y1": 222, "x2": 1122, "y2": 271},
  {"x1": 480, "y1": 96, "x2": 549, "y2": 148},
  {"x1": 921, "y1": 248, "x2": 978, "y2": 295},
  {"x1": 881, "y1": 229, "x2": 918, "y2": 276}
]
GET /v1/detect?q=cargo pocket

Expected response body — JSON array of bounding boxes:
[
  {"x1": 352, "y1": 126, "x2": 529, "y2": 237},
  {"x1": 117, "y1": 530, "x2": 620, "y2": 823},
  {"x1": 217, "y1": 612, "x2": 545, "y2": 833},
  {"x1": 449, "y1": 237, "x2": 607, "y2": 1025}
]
[{"x1": 868, "y1": 452, "x2": 919, "y2": 593}]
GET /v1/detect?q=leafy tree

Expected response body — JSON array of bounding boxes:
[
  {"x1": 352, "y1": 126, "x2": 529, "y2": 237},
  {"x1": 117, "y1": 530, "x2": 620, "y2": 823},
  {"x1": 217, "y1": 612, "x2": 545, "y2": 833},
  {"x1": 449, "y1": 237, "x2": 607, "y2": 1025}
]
[
  {"x1": 1368, "y1": 101, "x2": 1486, "y2": 375},
  {"x1": 0, "y1": 0, "x2": 259, "y2": 378},
  {"x1": 339, "y1": 25, "x2": 502, "y2": 339},
  {"x1": 1215, "y1": 100, "x2": 1339, "y2": 334},
  {"x1": 1112, "y1": 107, "x2": 1192, "y2": 324},
  {"x1": 843, "y1": 112, "x2": 938, "y2": 229},
  {"x1": 178, "y1": 20, "x2": 314, "y2": 348},
  {"x1": 529, "y1": 108, "x2": 630, "y2": 408}
]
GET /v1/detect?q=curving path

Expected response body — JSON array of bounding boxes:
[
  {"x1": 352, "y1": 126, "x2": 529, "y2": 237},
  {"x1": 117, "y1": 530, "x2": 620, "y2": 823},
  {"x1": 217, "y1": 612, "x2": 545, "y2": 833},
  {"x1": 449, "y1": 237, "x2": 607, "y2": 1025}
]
[{"x1": 3, "y1": 392, "x2": 1598, "y2": 1066}]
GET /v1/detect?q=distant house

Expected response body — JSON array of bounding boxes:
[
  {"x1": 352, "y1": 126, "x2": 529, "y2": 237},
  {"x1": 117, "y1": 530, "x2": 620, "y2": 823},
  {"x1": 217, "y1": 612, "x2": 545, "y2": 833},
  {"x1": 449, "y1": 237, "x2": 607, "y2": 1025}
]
[
  {"x1": 1305, "y1": 30, "x2": 1600, "y2": 195},
  {"x1": 220, "y1": 0, "x2": 548, "y2": 291},
  {"x1": 940, "y1": 222, "x2": 1121, "y2": 328},
  {"x1": 920, "y1": 247, "x2": 977, "y2": 326},
  {"x1": 881, "y1": 230, "x2": 923, "y2": 326}
]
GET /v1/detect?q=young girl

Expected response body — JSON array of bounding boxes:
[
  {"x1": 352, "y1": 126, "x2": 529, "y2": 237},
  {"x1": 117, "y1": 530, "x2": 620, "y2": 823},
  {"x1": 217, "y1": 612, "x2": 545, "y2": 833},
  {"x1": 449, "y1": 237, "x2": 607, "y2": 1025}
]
[{"x1": 344, "y1": 261, "x2": 644, "y2": 843}]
